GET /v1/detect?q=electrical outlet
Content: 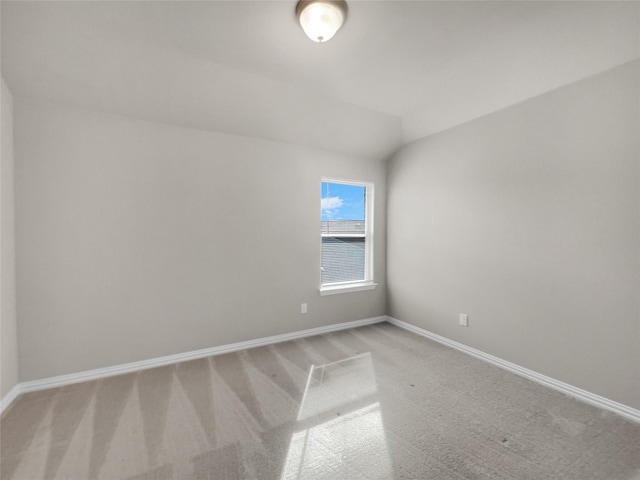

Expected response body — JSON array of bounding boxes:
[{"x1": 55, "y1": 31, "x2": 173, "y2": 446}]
[
  {"x1": 301, "y1": 303, "x2": 308, "y2": 314},
  {"x1": 459, "y1": 313, "x2": 468, "y2": 327}
]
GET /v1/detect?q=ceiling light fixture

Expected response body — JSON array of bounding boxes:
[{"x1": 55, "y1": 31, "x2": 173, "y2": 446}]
[{"x1": 296, "y1": 0, "x2": 348, "y2": 43}]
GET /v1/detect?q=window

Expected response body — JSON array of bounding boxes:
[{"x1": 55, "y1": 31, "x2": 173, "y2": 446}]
[{"x1": 320, "y1": 178, "x2": 376, "y2": 295}]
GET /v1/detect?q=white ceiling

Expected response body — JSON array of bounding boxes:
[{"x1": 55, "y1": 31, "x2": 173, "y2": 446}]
[{"x1": 2, "y1": 1, "x2": 639, "y2": 160}]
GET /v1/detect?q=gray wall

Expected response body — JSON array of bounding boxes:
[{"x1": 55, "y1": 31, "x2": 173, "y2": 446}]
[
  {"x1": 1, "y1": 77, "x2": 19, "y2": 398},
  {"x1": 15, "y1": 99, "x2": 386, "y2": 381},
  {"x1": 387, "y1": 61, "x2": 640, "y2": 409}
]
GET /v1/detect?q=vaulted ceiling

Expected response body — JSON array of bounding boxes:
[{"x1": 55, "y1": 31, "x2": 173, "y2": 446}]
[{"x1": 2, "y1": 1, "x2": 638, "y2": 160}]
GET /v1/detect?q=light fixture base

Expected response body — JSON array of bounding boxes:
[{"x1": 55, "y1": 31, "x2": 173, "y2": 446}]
[{"x1": 296, "y1": 0, "x2": 348, "y2": 43}]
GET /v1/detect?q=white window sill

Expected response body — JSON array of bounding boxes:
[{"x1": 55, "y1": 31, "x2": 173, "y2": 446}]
[{"x1": 319, "y1": 282, "x2": 378, "y2": 296}]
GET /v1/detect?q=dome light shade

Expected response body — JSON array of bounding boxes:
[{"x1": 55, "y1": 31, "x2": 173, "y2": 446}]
[{"x1": 296, "y1": 0, "x2": 347, "y2": 43}]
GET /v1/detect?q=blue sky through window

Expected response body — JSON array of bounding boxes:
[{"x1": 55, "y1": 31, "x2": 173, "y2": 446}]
[{"x1": 321, "y1": 182, "x2": 365, "y2": 221}]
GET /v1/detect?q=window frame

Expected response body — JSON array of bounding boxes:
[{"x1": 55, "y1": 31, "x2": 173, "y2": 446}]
[{"x1": 319, "y1": 177, "x2": 377, "y2": 296}]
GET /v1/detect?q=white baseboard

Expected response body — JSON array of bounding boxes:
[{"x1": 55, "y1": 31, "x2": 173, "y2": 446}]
[
  {"x1": 387, "y1": 316, "x2": 640, "y2": 424},
  {"x1": 0, "y1": 315, "x2": 386, "y2": 414},
  {"x1": 6, "y1": 314, "x2": 636, "y2": 425},
  {"x1": 0, "y1": 384, "x2": 22, "y2": 415}
]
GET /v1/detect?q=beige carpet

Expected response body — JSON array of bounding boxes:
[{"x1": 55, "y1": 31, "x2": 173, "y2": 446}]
[{"x1": 2, "y1": 323, "x2": 639, "y2": 479}]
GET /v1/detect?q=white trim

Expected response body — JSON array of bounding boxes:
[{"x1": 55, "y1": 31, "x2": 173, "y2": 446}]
[
  {"x1": 321, "y1": 234, "x2": 365, "y2": 238},
  {"x1": 9, "y1": 316, "x2": 387, "y2": 399},
  {"x1": 0, "y1": 384, "x2": 22, "y2": 416},
  {"x1": 320, "y1": 282, "x2": 378, "y2": 296},
  {"x1": 387, "y1": 316, "x2": 640, "y2": 424},
  {"x1": 320, "y1": 177, "x2": 374, "y2": 288},
  {"x1": 7, "y1": 315, "x2": 635, "y2": 425}
]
